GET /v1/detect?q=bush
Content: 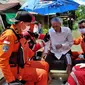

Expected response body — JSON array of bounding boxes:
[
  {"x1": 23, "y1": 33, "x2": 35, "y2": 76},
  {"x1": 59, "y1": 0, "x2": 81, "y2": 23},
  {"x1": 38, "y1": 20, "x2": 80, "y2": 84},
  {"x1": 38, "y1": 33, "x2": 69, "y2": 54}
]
[
  {"x1": 42, "y1": 24, "x2": 49, "y2": 34},
  {"x1": 73, "y1": 22, "x2": 78, "y2": 30}
]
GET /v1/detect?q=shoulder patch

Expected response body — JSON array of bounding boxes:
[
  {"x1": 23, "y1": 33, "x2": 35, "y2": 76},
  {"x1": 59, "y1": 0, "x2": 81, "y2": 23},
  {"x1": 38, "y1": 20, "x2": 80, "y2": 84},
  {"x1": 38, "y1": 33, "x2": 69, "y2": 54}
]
[{"x1": 2, "y1": 44, "x2": 9, "y2": 52}]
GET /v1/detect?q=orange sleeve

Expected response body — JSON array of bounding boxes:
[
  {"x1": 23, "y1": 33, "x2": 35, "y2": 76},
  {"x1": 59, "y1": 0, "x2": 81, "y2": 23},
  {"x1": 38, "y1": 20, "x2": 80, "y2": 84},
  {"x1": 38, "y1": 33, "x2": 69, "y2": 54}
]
[
  {"x1": 74, "y1": 36, "x2": 82, "y2": 45},
  {"x1": 0, "y1": 31, "x2": 15, "y2": 83}
]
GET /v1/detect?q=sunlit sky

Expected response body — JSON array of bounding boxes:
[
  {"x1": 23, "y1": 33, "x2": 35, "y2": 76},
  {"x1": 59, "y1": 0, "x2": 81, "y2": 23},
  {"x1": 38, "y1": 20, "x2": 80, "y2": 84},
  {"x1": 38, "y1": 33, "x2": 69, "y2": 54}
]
[
  {"x1": 74, "y1": 0, "x2": 85, "y2": 5},
  {"x1": 0, "y1": 0, "x2": 85, "y2": 5}
]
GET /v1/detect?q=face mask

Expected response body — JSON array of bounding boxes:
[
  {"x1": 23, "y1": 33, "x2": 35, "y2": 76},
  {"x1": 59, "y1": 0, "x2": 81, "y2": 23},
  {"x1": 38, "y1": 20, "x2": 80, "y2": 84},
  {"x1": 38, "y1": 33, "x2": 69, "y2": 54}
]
[
  {"x1": 22, "y1": 26, "x2": 30, "y2": 35},
  {"x1": 78, "y1": 28, "x2": 85, "y2": 33},
  {"x1": 23, "y1": 26, "x2": 30, "y2": 32}
]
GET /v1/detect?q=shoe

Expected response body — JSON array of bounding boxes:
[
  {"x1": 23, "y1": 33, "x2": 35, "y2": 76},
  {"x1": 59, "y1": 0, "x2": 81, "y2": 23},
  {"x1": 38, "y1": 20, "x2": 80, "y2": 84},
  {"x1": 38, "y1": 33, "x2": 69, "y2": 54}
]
[{"x1": 63, "y1": 80, "x2": 67, "y2": 84}]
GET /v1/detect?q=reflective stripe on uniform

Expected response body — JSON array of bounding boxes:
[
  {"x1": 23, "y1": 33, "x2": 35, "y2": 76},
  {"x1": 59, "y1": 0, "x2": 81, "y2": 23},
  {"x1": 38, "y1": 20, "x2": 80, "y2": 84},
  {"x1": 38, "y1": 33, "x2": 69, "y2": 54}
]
[
  {"x1": 3, "y1": 41, "x2": 10, "y2": 44},
  {"x1": 72, "y1": 67, "x2": 76, "y2": 72},
  {"x1": 65, "y1": 82, "x2": 70, "y2": 85},
  {"x1": 70, "y1": 72, "x2": 79, "y2": 85}
]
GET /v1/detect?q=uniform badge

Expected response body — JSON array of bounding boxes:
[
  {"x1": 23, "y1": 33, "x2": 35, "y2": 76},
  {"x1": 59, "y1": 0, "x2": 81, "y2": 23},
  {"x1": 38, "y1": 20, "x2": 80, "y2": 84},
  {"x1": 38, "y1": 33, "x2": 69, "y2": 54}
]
[{"x1": 2, "y1": 44, "x2": 9, "y2": 52}]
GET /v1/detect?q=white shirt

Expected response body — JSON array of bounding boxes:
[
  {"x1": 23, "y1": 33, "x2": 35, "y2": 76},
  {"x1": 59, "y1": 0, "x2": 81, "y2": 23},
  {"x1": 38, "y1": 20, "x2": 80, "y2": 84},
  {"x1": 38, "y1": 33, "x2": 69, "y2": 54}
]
[{"x1": 44, "y1": 27, "x2": 73, "y2": 59}]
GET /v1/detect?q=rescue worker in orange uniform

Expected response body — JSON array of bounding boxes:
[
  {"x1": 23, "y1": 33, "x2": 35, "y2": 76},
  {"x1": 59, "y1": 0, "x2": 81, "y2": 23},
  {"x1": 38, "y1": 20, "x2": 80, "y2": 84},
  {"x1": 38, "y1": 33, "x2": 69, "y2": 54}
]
[
  {"x1": 67, "y1": 19, "x2": 85, "y2": 85},
  {"x1": 0, "y1": 11, "x2": 49, "y2": 85},
  {"x1": 22, "y1": 15, "x2": 50, "y2": 60},
  {"x1": 72, "y1": 19, "x2": 85, "y2": 64},
  {"x1": 67, "y1": 63, "x2": 85, "y2": 85}
]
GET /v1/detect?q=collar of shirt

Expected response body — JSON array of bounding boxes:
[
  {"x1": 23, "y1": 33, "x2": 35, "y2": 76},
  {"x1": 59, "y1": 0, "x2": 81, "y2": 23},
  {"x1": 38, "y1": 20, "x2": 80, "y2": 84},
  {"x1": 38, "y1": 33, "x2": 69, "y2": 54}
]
[{"x1": 49, "y1": 27, "x2": 67, "y2": 34}]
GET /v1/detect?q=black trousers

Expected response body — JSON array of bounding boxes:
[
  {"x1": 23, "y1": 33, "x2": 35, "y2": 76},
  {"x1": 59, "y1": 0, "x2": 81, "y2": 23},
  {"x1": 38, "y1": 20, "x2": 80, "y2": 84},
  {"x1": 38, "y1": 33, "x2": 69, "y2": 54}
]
[{"x1": 45, "y1": 51, "x2": 72, "y2": 70}]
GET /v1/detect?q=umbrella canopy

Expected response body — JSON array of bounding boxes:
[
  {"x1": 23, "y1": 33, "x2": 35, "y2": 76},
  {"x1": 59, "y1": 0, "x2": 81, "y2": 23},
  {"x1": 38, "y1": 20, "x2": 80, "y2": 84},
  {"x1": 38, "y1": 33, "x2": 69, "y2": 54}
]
[{"x1": 20, "y1": 0, "x2": 79, "y2": 15}]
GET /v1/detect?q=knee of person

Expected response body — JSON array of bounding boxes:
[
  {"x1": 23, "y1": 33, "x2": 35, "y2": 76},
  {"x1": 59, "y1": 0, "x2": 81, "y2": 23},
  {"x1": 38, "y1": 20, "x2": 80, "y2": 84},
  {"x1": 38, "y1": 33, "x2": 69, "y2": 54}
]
[
  {"x1": 43, "y1": 61, "x2": 49, "y2": 69},
  {"x1": 40, "y1": 61, "x2": 49, "y2": 71},
  {"x1": 40, "y1": 69, "x2": 48, "y2": 77}
]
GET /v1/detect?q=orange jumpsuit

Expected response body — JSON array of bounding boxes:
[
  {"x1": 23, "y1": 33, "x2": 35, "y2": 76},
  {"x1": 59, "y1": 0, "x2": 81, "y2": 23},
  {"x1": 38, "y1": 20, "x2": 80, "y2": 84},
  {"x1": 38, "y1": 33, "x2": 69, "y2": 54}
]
[
  {"x1": 67, "y1": 65, "x2": 85, "y2": 85},
  {"x1": 72, "y1": 36, "x2": 85, "y2": 60},
  {"x1": 0, "y1": 28, "x2": 49, "y2": 85},
  {"x1": 67, "y1": 36, "x2": 85, "y2": 85}
]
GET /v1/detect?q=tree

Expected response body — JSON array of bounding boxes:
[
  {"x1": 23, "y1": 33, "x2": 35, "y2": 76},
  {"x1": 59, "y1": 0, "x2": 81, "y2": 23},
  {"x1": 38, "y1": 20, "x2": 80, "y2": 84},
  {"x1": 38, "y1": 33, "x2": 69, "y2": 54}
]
[{"x1": 75, "y1": 5, "x2": 85, "y2": 20}]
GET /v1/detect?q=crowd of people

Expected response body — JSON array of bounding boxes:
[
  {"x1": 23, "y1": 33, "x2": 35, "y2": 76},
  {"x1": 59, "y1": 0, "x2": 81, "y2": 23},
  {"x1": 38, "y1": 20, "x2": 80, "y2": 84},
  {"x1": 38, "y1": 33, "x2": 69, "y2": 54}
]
[{"x1": 0, "y1": 11, "x2": 85, "y2": 85}]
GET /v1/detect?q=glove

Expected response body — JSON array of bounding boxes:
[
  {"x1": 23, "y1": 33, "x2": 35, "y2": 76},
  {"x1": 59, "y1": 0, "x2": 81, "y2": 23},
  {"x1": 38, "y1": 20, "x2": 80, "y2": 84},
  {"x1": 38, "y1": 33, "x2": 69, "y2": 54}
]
[
  {"x1": 43, "y1": 33, "x2": 50, "y2": 42},
  {"x1": 8, "y1": 80, "x2": 23, "y2": 85},
  {"x1": 27, "y1": 31, "x2": 39, "y2": 39},
  {"x1": 78, "y1": 54, "x2": 84, "y2": 59}
]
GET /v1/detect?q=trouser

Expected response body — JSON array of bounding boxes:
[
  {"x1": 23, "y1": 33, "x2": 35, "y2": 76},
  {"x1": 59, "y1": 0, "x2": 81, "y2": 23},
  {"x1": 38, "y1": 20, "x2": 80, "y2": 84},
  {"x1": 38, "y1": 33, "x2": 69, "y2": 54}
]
[
  {"x1": 11, "y1": 60, "x2": 49, "y2": 85},
  {"x1": 45, "y1": 51, "x2": 72, "y2": 70}
]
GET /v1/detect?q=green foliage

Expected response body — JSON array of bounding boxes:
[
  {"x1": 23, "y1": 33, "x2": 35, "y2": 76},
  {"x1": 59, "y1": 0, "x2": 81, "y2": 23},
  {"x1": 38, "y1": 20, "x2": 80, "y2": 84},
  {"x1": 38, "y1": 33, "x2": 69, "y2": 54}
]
[
  {"x1": 73, "y1": 22, "x2": 78, "y2": 30},
  {"x1": 43, "y1": 28, "x2": 48, "y2": 34},
  {"x1": 0, "y1": 25, "x2": 3, "y2": 34},
  {"x1": 75, "y1": 5, "x2": 85, "y2": 20},
  {"x1": 70, "y1": 5, "x2": 85, "y2": 30},
  {"x1": 42, "y1": 25, "x2": 48, "y2": 34}
]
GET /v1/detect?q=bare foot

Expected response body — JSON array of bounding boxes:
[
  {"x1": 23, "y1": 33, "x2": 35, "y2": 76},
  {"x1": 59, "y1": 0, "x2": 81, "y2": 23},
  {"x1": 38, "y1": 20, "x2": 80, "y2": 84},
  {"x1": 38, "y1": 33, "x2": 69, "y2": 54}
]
[{"x1": 48, "y1": 74, "x2": 52, "y2": 84}]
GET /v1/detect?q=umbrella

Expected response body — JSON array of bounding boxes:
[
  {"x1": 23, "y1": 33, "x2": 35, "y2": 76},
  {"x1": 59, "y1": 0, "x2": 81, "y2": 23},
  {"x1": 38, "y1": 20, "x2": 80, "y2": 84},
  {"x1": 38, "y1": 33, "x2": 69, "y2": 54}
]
[{"x1": 20, "y1": 0, "x2": 79, "y2": 15}]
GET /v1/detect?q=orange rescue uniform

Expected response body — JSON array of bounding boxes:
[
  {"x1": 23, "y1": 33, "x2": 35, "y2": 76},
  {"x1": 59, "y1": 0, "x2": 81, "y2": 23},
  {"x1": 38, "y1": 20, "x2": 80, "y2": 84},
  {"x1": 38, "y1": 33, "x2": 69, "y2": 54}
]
[
  {"x1": 0, "y1": 28, "x2": 49, "y2": 85},
  {"x1": 72, "y1": 36, "x2": 85, "y2": 60}
]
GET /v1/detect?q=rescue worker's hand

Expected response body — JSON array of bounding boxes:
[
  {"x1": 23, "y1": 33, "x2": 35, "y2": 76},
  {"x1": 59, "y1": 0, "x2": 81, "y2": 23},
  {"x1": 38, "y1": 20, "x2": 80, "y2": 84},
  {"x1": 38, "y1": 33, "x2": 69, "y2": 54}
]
[
  {"x1": 8, "y1": 80, "x2": 23, "y2": 85},
  {"x1": 56, "y1": 44, "x2": 62, "y2": 49},
  {"x1": 78, "y1": 54, "x2": 84, "y2": 59},
  {"x1": 44, "y1": 33, "x2": 50, "y2": 42}
]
